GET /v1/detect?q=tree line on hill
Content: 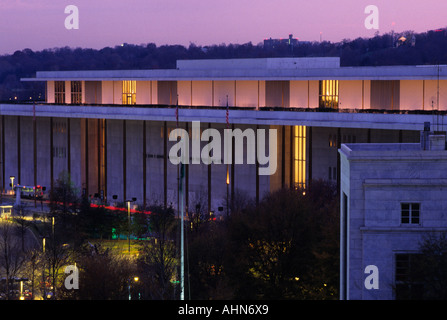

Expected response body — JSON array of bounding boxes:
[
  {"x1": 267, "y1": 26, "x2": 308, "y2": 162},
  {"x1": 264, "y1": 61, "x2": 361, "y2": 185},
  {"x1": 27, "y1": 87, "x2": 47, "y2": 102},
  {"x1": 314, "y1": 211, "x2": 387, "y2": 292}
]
[{"x1": 1, "y1": 28, "x2": 447, "y2": 102}]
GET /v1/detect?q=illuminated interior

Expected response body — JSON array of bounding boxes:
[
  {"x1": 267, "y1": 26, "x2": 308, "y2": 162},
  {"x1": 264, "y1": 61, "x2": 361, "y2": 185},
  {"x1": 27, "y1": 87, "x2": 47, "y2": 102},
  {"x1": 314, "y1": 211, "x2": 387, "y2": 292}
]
[
  {"x1": 293, "y1": 125, "x2": 306, "y2": 189},
  {"x1": 71, "y1": 81, "x2": 82, "y2": 104},
  {"x1": 319, "y1": 80, "x2": 339, "y2": 109},
  {"x1": 122, "y1": 80, "x2": 136, "y2": 105},
  {"x1": 54, "y1": 81, "x2": 65, "y2": 104}
]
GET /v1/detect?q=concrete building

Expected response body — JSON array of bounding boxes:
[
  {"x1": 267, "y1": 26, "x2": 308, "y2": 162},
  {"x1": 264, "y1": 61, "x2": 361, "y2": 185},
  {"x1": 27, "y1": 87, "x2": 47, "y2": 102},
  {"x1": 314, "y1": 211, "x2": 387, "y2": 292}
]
[
  {"x1": 339, "y1": 126, "x2": 447, "y2": 299},
  {"x1": 264, "y1": 34, "x2": 299, "y2": 49},
  {"x1": 0, "y1": 57, "x2": 445, "y2": 217}
]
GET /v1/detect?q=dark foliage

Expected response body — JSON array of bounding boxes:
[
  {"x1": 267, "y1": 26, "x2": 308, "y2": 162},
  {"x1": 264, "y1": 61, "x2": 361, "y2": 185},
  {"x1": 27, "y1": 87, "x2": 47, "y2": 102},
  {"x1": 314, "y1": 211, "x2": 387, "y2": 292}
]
[
  {"x1": 136, "y1": 205, "x2": 178, "y2": 300},
  {"x1": 187, "y1": 180, "x2": 339, "y2": 300},
  {"x1": 3, "y1": 28, "x2": 447, "y2": 102}
]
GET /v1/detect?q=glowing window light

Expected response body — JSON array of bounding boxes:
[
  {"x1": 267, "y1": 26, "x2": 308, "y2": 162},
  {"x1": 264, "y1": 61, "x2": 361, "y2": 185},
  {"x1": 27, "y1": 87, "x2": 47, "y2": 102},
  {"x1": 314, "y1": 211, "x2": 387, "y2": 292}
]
[
  {"x1": 319, "y1": 80, "x2": 339, "y2": 109},
  {"x1": 122, "y1": 80, "x2": 137, "y2": 105},
  {"x1": 55, "y1": 81, "x2": 65, "y2": 104},
  {"x1": 293, "y1": 126, "x2": 306, "y2": 189},
  {"x1": 71, "y1": 81, "x2": 82, "y2": 104}
]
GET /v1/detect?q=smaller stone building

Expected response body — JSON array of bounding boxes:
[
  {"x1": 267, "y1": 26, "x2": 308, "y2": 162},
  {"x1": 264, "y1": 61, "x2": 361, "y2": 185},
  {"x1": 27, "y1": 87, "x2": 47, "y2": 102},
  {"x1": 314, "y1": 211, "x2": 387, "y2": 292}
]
[{"x1": 339, "y1": 124, "x2": 447, "y2": 299}]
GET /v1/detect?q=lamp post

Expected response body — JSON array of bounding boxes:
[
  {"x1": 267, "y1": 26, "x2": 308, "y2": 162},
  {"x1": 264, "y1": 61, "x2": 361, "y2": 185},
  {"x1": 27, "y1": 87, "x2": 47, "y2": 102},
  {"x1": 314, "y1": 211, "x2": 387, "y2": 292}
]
[
  {"x1": 52, "y1": 216, "x2": 55, "y2": 239},
  {"x1": 125, "y1": 199, "x2": 136, "y2": 253},
  {"x1": 126, "y1": 200, "x2": 131, "y2": 253},
  {"x1": 179, "y1": 164, "x2": 185, "y2": 301},
  {"x1": 19, "y1": 279, "x2": 24, "y2": 300},
  {"x1": 128, "y1": 276, "x2": 139, "y2": 300},
  {"x1": 42, "y1": 237, "x2": 46, "y2": 299},
  {"x1": 9, "y1": 176, "x2": 15, "y2": 194},
  {"x1": 226, "y1": 166, "x2": 230, "y2": 218}
]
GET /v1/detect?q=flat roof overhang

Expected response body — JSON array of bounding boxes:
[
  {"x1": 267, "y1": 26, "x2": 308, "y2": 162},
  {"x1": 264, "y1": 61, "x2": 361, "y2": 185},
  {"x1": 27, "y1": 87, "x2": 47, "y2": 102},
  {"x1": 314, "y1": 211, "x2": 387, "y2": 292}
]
[
  {"x1": 20, "y1": 65, "x2": 447, "y2": 82},
  {"x1": 1, "y1": 103, "x2": 445, "y2": 131}
]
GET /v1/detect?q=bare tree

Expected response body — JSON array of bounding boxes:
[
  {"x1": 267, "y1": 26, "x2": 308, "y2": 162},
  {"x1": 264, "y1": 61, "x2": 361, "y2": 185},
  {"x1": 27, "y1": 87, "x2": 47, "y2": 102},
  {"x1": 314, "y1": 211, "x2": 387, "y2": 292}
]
[
  {"x1": 189, "y1": 189, "x2": 209, "y2": 233},
  {"x1": 13, "y1": 203, "x2": 30, "y2": 253},
  {"x1": 22, "y1": 249, "x2": 40, "y2": 300},
  {"x1": 137, "y1": 204, "x2": 177, "y2": 299},
  {"x1": 0, "y1": 221, "x2": 26, "y2": 299},
  {"x1": 416, "y1": 233, "x2": 447, "y2": 299},
  {"x1": 42, "y1": 230, "x2": 71, "y2": 300},
  {"x1": 51, "y1": 243, "x2": 135, "y2": 300}
]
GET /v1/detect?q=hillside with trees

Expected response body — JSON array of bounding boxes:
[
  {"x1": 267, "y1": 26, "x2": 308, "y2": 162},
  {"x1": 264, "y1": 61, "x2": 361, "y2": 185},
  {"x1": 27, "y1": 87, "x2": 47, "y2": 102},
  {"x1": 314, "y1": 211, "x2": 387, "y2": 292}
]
[{"x1": 1, "y1": 28, "x2": 447, "y2": 102}]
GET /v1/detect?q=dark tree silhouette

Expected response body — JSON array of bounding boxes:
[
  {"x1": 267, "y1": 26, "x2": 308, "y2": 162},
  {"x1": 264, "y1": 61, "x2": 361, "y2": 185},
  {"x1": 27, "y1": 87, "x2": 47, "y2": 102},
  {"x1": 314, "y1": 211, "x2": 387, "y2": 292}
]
[{"x1": 3, "y1": 28, "x2": 447, "y2": 102}]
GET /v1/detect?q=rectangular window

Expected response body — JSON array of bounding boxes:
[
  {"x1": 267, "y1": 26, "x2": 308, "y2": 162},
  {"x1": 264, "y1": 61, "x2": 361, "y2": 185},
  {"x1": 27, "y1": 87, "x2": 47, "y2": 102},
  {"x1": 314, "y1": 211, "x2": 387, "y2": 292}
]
[
  {"x1": 265, "y1": 81, "x2": 290, "y2": 108},
  {"x1": 53, "y1": 120, "x2": 67, "y2": 134},
  {"x1": 54, "y1": 81, "x2": 65, "y2": 104},
  {"x1": 370, "y1": 80, "x2": 400, "y2": 110},
  {"x1": 401, "y1": 203, "x2": 420, "y2": 224},
  {"x1": 52, "y1": 146, "x2": 67, "y2": 159},
  {"x1": 71, "y1": 81, "x2": 82, "y2": 104},
  {"x1": 319, "y1": 80, "x2": 339, "y2": 109},
  {"x1": 122, "y1": 80, "x2": 136, "y2": 105},
  {"x1": 395, "y1": 254, "x2": 425, "y2": 300},
  {"x1": 293, "y1": 125, "x2": 306, "y2": 189},
  {"x1": 328, "y1": 134, "x2": 337, "y2": 148}
]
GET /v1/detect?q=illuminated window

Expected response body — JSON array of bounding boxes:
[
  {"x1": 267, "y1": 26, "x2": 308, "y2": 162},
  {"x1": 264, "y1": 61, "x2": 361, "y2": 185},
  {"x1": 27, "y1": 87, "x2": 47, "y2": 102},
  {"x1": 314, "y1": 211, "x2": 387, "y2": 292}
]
[
  {"x1": 329, "y1": 134, "x2": 337, "y2": 148},
  {"x1": 293, "y1": 126, "x2": 306, "y2": 189},
  {"x1": 319, "y1": 80, "x2": 339, "y2": 109},
  {"x1": 54, "y1": 81, "x2": 65, "y2": 104},
  {"x1": 122, "y1": 80, "x2": 136, "y2": 105},
  {"x1": 71, "y1": 81, "x2": 82, "y2": 104}
]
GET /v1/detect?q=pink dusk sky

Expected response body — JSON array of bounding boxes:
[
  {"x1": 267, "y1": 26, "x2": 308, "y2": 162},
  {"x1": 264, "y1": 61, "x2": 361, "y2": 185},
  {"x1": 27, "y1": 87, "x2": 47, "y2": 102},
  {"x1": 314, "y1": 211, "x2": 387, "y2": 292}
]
[{"x1": 0, "y1": 0, "x2": 446, "y2": 55}]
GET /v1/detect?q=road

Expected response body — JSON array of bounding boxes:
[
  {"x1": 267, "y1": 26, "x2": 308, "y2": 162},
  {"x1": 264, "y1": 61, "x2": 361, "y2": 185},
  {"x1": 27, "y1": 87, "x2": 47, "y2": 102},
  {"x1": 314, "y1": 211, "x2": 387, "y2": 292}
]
[
  {"x1": 0, "y1": 194, "x2": 45, "y2": 251},
  {"x1": 0, "y1": 194, "x2": 50, "y2": 218}
]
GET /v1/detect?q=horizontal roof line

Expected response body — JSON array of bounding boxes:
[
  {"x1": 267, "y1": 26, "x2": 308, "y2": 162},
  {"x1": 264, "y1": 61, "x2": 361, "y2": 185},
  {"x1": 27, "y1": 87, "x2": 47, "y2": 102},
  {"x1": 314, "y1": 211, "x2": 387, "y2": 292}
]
[
  {"x1": 1, "y1": 103, "x2": 445, "y2": 131},
  {"x1": 21, "y1": 64, "x2": 447, "y2": 82}
]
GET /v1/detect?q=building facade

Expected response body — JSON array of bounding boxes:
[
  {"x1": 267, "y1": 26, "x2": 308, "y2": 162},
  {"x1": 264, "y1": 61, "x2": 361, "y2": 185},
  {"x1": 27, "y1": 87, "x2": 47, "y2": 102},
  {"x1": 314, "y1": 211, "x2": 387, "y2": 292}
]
[
  {"x1": 0, "y1": 57, "x2": 444, "y2": 216},
  {"x1": 339, "y1": 129, "x2": 447, "y2": 299}
]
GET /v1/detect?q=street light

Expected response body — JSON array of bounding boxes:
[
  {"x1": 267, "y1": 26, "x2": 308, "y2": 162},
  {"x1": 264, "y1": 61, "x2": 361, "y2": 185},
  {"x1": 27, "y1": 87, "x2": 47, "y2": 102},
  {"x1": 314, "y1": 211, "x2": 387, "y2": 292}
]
[
  {"x1": 19, "y1": 280, "x2": 24, "y2": 300},
  {"x1": 128, "y1": 276, "x2": 139, "y2": 300},
  {"x1": 42, "y1": 237, "x2": 46, "y2": 299},
  {"x1": 226, "y1": 166, "x2": 230, "y2": 217},
  {"x1": 9, "y1": 176, "x2": 15, "y2": 194},
  {"x1": 125, "y1": 198, "x2": 136, "y2": 253},
  {"x1": 52, "y1": 216, "x2": 55, "y2": 238}
]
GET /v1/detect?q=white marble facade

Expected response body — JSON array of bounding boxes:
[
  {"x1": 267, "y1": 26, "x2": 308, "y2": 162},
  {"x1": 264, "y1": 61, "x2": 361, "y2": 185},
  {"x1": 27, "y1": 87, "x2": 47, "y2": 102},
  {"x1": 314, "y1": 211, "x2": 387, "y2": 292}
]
[{"x1": 339, "y1": 134, "x2": 447, "y2": 299}]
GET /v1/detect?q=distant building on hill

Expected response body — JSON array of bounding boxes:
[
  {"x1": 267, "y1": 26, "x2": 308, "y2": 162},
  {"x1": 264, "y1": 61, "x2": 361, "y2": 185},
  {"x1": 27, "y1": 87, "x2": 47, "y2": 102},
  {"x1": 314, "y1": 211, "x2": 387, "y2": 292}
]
[{"x1": 264, "y1": 34, "x2": 298, "y2": 49}]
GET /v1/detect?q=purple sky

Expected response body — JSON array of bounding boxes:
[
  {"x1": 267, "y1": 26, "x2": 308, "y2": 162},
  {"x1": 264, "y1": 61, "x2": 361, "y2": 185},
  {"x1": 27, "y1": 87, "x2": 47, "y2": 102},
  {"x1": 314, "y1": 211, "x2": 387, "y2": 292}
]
[{"x1": 1, "y1": 0, "x2": 447, "y2": 55}]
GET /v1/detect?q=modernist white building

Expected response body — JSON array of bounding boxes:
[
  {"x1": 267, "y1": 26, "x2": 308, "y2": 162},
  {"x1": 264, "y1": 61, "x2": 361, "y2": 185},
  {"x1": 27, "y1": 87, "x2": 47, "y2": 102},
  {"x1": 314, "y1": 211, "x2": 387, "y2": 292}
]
[
  {"x1": 0, "y1": 57, "x2": 444, "y2": 216},
  {"x1": 339, "y1": 127, "x2": 447, "y2": 300}
]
